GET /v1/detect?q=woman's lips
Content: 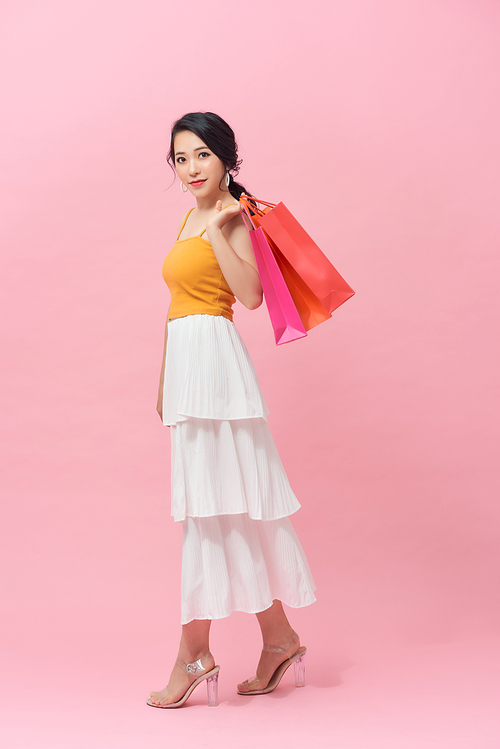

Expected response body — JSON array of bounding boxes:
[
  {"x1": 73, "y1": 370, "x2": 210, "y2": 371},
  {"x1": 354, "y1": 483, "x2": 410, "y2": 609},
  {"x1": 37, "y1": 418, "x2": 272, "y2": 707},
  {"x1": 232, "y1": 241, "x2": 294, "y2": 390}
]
[{"x1": 190, "y1": 180, "x2": 206, "y2": 187}]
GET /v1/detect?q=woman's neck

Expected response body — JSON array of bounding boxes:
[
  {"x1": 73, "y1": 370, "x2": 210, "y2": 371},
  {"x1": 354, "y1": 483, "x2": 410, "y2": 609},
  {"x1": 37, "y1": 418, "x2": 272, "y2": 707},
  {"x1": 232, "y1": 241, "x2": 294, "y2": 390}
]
[{"x1": 195, "y1": 188, "x2": 234, "y2": 212}]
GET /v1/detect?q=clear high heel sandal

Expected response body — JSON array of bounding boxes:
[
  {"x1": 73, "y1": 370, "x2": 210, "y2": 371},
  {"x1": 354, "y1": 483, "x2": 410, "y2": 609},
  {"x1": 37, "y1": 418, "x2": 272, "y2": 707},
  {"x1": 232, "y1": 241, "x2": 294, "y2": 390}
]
[
  {"x1": 237, "y1": 633, "x2": 307, "y2": 696},
  {"x1": 147, "y1": 651, "x2": 220, "y2": 709}
]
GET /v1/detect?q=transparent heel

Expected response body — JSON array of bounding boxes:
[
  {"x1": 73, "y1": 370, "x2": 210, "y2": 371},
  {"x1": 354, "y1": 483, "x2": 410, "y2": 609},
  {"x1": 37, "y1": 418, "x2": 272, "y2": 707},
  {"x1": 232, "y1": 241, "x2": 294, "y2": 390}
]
[
  {"x1": 293, "y1": 653, "x2": 306, "y2": 687},
  {"x1": 206, "y1": 672, "x2": 219, "y2": 707}
]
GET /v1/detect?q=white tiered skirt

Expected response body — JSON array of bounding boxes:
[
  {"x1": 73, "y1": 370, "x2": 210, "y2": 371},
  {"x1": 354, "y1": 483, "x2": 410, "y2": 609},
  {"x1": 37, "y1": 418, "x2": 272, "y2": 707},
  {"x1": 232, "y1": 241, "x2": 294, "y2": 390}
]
[{"x1": 163, "y1": 315, "x2": 316, "y2": 624}]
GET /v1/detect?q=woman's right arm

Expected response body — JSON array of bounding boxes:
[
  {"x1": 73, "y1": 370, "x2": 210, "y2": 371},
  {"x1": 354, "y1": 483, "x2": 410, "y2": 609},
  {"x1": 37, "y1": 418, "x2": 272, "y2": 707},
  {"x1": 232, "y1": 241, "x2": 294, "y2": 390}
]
[
  {"x1": 156, "y1": 308, "x2": 169, "y2": 421},
  {"x1": 158, "y1": 212, "x2": 186, "y2": 420}
]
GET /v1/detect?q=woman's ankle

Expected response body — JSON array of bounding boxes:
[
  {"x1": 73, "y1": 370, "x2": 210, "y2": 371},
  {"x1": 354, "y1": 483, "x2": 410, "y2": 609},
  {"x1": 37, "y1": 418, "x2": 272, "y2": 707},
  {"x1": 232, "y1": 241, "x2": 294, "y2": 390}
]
[
  {"x1": 262, "y1": 630, "x2": 298, "y2": 651},
  {"x1": 178, "y1": 645, "x2": 211, "y2": 664},
  {"x1": 179, "y1": 620, "x2": 212, "y2": 663}
]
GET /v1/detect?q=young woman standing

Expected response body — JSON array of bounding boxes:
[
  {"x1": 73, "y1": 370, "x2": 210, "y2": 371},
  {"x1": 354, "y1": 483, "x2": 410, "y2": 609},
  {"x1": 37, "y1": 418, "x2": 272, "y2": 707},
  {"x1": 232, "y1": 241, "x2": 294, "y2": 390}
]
[{"x1": 148, "y1": 112, "x2": 316, "y2": 708}]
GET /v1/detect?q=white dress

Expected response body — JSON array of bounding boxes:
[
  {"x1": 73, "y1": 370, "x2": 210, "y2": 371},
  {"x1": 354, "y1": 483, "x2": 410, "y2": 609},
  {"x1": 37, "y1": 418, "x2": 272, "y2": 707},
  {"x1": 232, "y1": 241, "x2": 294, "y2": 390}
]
[{"x1": 162, "y1": 313, "x2": 317, "y2": 624}]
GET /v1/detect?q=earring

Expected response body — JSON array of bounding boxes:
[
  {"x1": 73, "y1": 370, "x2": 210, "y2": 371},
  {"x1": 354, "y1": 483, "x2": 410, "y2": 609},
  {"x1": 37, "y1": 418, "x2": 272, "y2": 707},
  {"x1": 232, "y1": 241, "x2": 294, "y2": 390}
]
[
  {"x1": 225, "y1": 171, "x2": 230, "y2": 187},
  {"x1": 180, "y1": 182, "x2": 188, "y2": 193}
]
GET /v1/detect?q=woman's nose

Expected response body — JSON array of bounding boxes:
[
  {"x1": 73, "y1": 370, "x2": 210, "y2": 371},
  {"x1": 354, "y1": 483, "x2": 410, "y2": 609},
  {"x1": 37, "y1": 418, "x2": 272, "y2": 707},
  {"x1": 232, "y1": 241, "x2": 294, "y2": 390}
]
[{"x1": 189, "y1": 159, "x2": 200, "y2": 175}]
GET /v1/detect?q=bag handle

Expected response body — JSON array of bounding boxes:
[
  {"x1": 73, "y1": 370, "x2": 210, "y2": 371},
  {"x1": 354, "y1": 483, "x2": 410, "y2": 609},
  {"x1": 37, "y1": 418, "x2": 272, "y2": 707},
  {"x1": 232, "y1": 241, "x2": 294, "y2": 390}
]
[
  {"x1": 240, "y1": 194, "x2": 277, "y2": 212},
  {"x1": 239, "y1": 202, "x2": 257, "y2": 232},
  {"x1": 239, "y1": 195, "x2": 265, "y2": 218}
]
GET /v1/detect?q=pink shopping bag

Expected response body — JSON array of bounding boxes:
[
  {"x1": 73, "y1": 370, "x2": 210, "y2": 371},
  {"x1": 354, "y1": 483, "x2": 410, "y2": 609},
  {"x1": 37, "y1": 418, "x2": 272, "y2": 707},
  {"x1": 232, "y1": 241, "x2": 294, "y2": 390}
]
[{"x1": 241, "y1": 206, "x2": 307, "y2": 345}]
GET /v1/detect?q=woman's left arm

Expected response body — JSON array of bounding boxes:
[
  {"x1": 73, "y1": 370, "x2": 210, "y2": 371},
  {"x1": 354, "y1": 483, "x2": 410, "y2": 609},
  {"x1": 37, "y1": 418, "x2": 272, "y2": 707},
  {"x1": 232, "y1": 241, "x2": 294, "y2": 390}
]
[{"x1": 206, "y1": 202, "x2": 263, "y2": 310}]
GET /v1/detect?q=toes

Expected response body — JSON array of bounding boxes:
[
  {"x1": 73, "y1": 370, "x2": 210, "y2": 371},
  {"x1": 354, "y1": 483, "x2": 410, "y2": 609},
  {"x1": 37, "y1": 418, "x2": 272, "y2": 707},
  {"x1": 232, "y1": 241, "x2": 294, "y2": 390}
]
[
  {"x1": 238, "y1": 677, "x2": 260, "y2": 692},
  {"x1": 148, "y1": 688, "x2": 174, "y2": 706}
]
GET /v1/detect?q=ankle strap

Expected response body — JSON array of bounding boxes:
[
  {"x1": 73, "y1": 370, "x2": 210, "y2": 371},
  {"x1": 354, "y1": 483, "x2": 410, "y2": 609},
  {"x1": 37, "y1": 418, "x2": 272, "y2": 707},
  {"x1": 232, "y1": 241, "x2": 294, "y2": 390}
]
[
  {"x1": 176, "y1": 649, "x2": 211, "y2": 676},
  {"x1": 262, "y1": 632, "x2": 299, "y2": 654}
]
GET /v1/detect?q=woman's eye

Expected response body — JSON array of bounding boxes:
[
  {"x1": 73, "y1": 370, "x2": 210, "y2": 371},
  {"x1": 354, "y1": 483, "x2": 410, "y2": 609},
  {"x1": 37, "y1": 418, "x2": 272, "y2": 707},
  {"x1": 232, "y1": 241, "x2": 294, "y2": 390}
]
[
  {"x1": 176, "y1": 157, "x2": 186, "y2": 164},
  {"x1": 199, "y1": 152, "x2": 210, "y2": 159}
]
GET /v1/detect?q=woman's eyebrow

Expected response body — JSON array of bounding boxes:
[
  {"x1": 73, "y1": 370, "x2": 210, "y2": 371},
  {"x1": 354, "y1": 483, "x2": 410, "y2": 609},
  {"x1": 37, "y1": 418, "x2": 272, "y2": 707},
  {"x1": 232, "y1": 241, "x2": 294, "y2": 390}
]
[{"x1": 175, "y1": 146, "x2": 209, "y2": 156}]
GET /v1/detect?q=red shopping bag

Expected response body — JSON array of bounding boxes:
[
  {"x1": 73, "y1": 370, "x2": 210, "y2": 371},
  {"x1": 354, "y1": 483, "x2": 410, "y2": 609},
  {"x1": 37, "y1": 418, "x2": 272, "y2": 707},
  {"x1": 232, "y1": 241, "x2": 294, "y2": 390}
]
[
  {"x1": 241, "y1": 195, "x2": 355, "y2": 315},
  {"x1": 241, "y1": 207, "x2": 307, "y2": 345}
]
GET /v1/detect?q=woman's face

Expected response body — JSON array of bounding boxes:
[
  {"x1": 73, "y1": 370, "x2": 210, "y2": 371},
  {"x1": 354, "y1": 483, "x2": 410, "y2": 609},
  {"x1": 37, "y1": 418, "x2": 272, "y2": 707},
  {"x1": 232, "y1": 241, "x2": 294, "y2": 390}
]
[{"x1": 173, "y1": 130, "x2": 226, "y2": 198}]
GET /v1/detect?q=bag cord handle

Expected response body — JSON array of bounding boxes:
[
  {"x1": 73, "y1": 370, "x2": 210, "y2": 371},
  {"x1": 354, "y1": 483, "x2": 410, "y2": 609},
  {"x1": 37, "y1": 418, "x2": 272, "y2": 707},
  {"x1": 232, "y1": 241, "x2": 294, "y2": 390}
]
[
  {"x1": 239, "y1": 201, "x2": 257, "y2": 232},
  {"x1": 240, "y1": 194, "x2": 277, "y2": 212}
]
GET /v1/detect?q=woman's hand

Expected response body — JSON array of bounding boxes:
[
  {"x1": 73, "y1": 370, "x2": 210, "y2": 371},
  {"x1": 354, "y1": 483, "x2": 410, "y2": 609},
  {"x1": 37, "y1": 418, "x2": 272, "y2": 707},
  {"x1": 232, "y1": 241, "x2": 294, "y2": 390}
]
[
  {"x1": 156, "y1": 377, "x2": 164, "y2": 421},
  {"x1": 156, "y1": 314, "x2": 169, "y2": 422},
  {"x1": 206, "y1": 200, "x2": 242, "y2": 233}
]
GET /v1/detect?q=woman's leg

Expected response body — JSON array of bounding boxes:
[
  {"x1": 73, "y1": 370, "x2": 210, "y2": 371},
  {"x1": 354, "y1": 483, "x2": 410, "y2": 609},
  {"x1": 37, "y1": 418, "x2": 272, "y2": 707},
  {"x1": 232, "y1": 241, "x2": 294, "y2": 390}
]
[
  {"x1": 237, "y1": 600, "x2": 301, "y2": 692},
  {"x1": 149, "y1": 619, "x2": 214, "y2": 706}
]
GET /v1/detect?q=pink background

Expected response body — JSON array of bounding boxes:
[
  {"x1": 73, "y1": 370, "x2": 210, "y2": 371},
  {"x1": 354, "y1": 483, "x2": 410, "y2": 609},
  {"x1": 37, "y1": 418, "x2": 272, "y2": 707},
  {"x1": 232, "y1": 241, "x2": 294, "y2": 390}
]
[{"x1": 1, "y1": 0, "x2": 499, "y2": 746}]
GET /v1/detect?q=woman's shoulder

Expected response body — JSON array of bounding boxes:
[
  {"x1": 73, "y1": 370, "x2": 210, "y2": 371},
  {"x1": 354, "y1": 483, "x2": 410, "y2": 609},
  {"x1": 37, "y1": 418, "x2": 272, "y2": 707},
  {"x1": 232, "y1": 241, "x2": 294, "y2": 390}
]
[{"x1": 178, "y1": 208, "x2": 194, "y2": 231}]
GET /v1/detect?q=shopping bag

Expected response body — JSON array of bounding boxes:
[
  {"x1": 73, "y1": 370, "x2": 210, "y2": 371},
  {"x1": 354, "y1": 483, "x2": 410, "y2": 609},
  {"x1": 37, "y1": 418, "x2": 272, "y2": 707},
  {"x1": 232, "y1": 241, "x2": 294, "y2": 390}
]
[
  {"x1": 244, "y1": 209, "x2": 332, "y2": 331},
  {"x1": 240, "y1": 207, "x2": 307, "y2": 345},
  {"x1": 240, "y1": 197, "x2": 332, "y2": 331},
  {"x1": 240, "y1": 195, "x2": 355, "y2": 315}
]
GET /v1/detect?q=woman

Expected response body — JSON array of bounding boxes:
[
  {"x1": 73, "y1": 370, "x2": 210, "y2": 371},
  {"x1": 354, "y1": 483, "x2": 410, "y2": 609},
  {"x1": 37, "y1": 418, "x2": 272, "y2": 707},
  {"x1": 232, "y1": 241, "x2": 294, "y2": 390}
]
[{"x1": 148, "y1": 112, "x2": 316, "y2": 708}]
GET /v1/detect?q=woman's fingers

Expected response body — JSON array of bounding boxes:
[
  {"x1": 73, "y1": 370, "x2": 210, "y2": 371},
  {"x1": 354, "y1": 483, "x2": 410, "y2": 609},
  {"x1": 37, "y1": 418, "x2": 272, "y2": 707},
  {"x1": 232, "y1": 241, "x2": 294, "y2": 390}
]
[
  {"x1": 220, "y1": 203, "x2": 242, "y2": 220},
  {"x1": 207, "y1": 201, "x2": 244, "y2": 234}
]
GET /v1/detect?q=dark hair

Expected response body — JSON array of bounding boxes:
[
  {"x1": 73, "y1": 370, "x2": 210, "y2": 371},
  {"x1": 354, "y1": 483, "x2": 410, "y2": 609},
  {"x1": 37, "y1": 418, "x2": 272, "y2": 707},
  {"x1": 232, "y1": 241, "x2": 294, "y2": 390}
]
[{"x1": 168, "y1": 112, "x2": 252, "y2": 201}]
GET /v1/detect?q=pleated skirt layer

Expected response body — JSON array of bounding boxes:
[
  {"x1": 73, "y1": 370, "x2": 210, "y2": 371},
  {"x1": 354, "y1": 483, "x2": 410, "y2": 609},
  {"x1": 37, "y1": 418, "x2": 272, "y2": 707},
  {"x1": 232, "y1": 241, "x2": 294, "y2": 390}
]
[
  {"x1": 170, "y1": 417, "x2": 301, "y2": 522},
  {"x1": 163, "y1": 314, "x2": 269, "y2": 426},
  {"x1": 181, "y1": 513, "x2": 317, "y2": 624}
]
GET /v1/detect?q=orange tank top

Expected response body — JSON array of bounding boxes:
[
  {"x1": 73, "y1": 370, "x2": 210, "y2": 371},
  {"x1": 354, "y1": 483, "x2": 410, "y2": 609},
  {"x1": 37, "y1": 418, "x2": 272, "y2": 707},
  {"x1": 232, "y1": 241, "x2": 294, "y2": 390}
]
[{"x1": 162, "y1": 208, "x2": 236, "y2": 322}]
